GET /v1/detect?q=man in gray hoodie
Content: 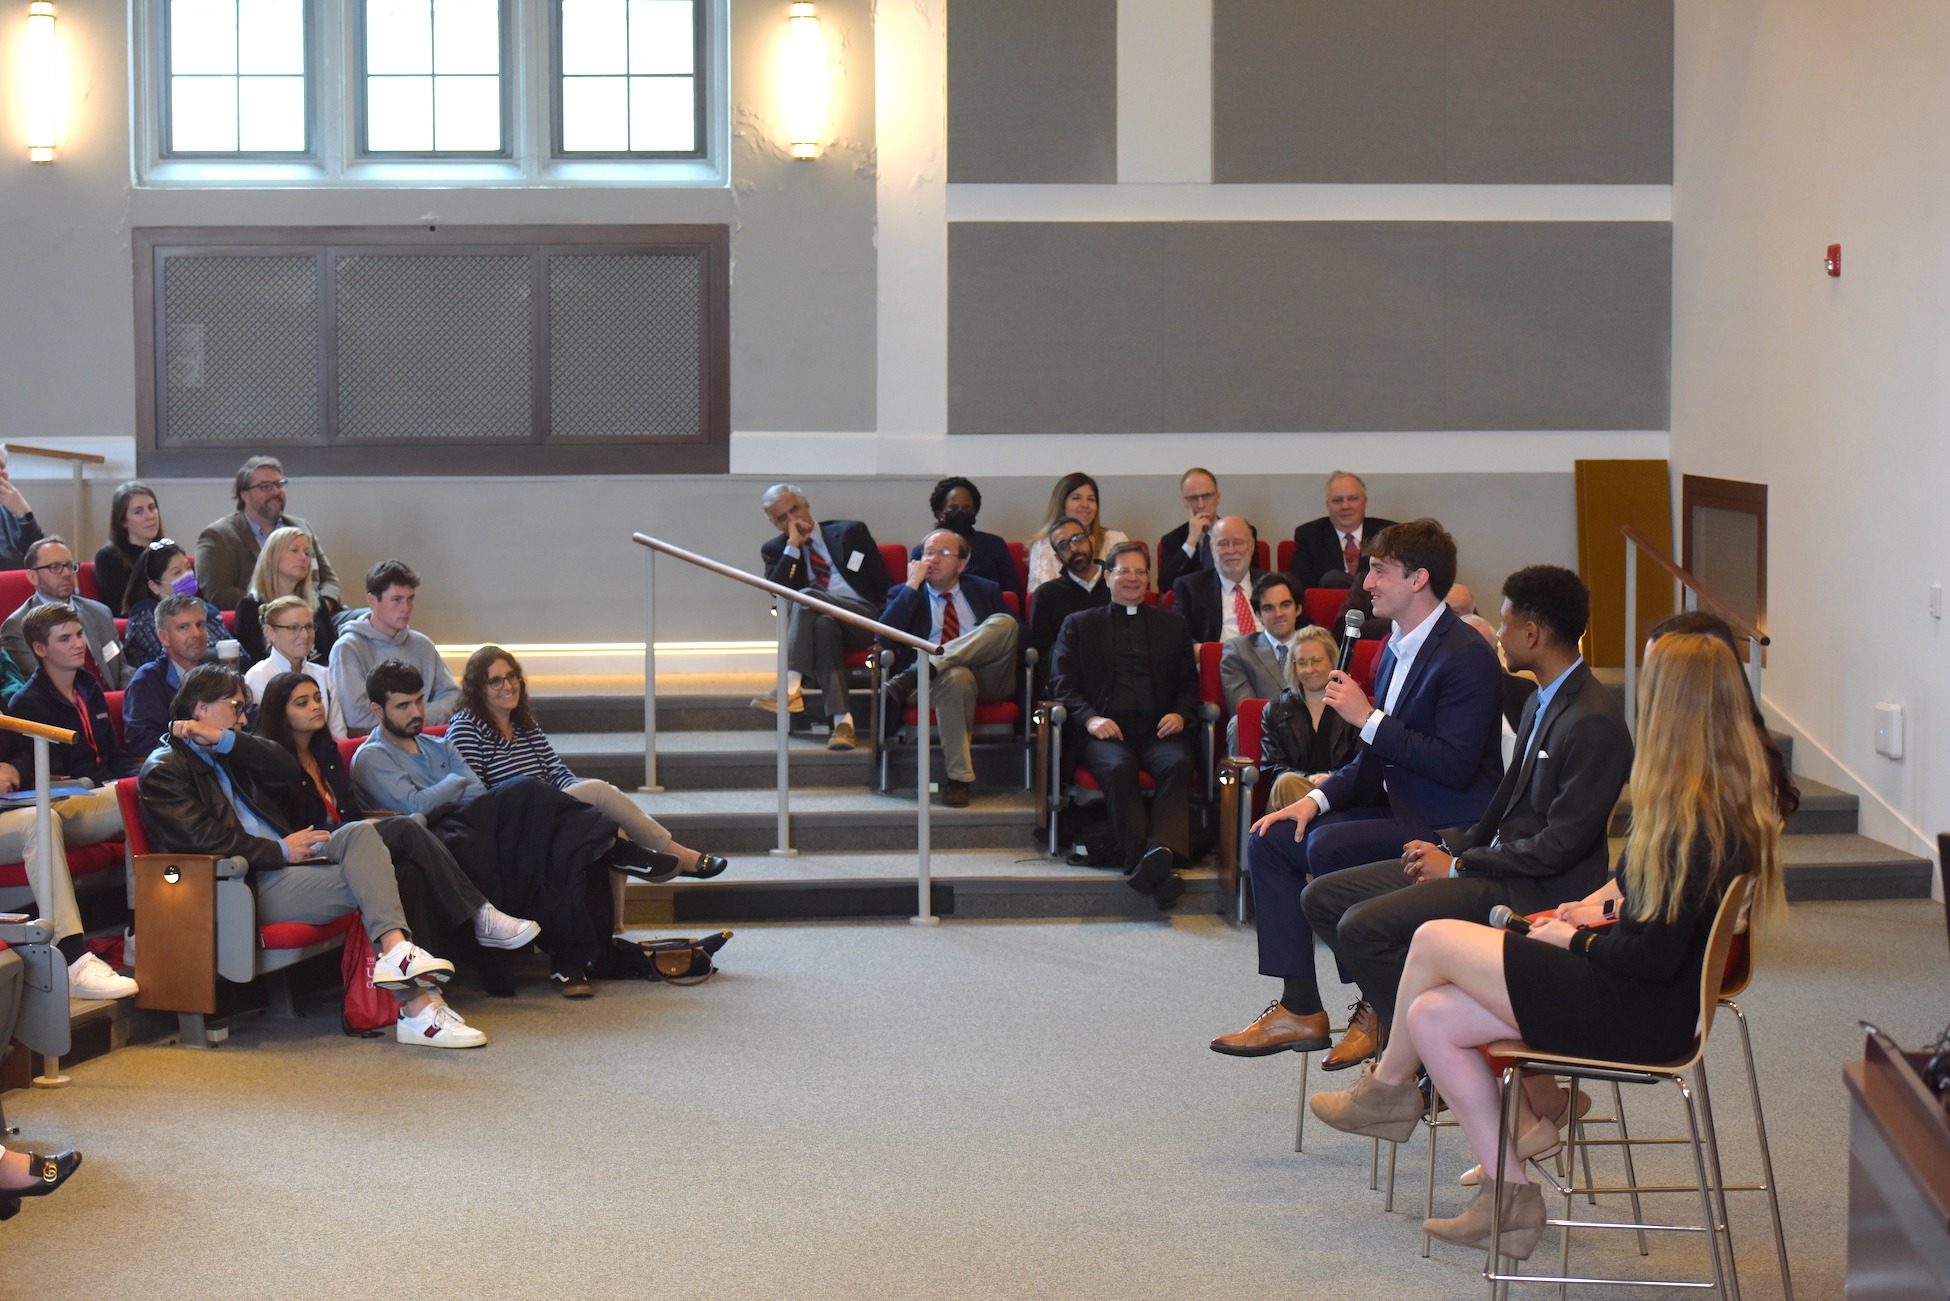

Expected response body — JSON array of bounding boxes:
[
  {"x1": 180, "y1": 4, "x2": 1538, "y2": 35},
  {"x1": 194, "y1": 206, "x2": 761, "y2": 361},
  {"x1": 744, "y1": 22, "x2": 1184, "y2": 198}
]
[{"x1": 327, "y1": 559, "x2": 459, "y2": 735}]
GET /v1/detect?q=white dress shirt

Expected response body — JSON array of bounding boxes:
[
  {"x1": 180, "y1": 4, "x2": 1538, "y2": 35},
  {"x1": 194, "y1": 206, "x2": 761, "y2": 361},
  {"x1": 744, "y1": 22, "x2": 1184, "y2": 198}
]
[{"x1": 1307, "y1": 602, "x2": 1443, "y2": 814}]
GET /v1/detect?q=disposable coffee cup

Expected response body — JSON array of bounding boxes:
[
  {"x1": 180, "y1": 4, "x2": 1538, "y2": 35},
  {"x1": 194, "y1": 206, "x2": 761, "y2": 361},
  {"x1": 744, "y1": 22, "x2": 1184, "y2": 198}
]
[{"x1": 217, "y1": 639, "x2": 242, "y2": 664}]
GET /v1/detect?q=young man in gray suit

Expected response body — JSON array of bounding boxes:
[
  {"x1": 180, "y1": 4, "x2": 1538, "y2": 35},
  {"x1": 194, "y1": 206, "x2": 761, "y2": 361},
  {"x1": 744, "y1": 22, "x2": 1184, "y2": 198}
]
[
  {"x1": 0, "y1": 538, "x2": 132, "y2": 689},
  {"x1": 1217, "y1": 572, "x2": 1308, "y2": 753}
]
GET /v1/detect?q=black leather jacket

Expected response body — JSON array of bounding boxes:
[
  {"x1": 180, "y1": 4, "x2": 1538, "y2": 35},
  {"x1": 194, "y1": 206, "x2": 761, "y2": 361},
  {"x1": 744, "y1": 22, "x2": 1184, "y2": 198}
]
[
  {"x1": 1258, "y1": 689, "x2": 1359, "y2": 781},
  {"x1": 137, "y1": 732, "x2": 310, "y2": 877}
]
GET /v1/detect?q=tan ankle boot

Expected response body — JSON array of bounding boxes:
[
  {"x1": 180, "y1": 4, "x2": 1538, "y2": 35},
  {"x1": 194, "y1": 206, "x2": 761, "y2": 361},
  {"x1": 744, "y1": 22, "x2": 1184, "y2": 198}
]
[
  {"x1": 1308, "y1": 1067, "x2": 1424, "y2": 1143},
  {"x1": 1424, "y1": 1180, "x2": 1546, "y2": 1259}
]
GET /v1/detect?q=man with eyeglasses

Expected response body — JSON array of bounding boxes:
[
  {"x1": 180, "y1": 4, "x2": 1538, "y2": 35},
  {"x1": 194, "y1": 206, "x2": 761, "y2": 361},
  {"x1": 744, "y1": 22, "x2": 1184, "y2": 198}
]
[
  {"x1": 243, "y1": 594, "x2": 348, "y2": 740},
  {"x1": 1157, "y1": 468, "x2": 1259, "y2": 592},
  {"x1": 1024, "y1": 517, "x2": 1110, "y2": 686},
  {"x1": 879, "y1": 528, "x2": 1020, "y2": 808},
  {"x1": 1048, "y1": 542, "x2": 1200, "y2": 908},
  {"x1": 0, "y1": 537, "x2": 132, "y2": 689},
  {"x1": 1169, "y1": 515, "x2": 1271, "y2": 645},
  {"x1": 194, "y1": 455, "x2": 341, "y2": 610},
  {"x1": 1217, "y1": 572, "x2": 1309, "y2": 754},
  {"x1": 0, "y1": 448, "x2": 46, "y2": 573}
]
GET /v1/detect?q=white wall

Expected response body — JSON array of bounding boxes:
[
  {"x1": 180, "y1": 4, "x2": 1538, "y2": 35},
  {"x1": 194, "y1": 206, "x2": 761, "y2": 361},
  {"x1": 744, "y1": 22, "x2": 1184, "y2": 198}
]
[{"x1": 1673, "y1": 1, "x2": 1950, "y2": 863}]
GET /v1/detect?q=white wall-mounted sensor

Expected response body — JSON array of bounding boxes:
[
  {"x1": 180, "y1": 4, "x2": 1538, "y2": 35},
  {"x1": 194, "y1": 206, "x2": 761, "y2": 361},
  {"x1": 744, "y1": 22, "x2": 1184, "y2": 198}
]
[{"x1": 1874, "y1": 702, "x2": 1905, "y2": 759}]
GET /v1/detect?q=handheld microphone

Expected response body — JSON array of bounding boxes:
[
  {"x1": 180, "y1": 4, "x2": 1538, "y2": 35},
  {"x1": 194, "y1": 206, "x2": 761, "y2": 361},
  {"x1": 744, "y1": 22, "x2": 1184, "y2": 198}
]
[
  {"x1": 1487, "y1": 903, "x2": 1532, "y2": 936},
  {"x1": 1336, "y1": 610, "x2": 1365, "y2": 673}
]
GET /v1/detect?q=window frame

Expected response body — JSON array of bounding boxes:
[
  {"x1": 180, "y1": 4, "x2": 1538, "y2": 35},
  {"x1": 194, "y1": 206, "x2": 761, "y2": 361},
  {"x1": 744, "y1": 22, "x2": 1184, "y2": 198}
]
[
  {"x1": 549, "y1": 0, "x2": 707, "y2": 161},
  {"x1": 158, "y1": 0, "x2": 318, "y2": 159},
  {"x1": 133, "y1": 0, "x2": 728, "y2": 188},
  {"x1": 352, "y1": 0, "x2": 516, "y2": 159}
]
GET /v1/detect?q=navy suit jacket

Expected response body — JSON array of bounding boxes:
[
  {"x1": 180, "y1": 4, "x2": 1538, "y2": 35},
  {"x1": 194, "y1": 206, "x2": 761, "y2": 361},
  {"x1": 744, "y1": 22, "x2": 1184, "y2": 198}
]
[
  {"x1": 1288, "y1": 516, "x2": 1395, "y2": 590},
  {"x1": 1314, "y1": 605, "x2": 1504, "y2": 831},
  {"x1": 1169, "y1": 568, "x2": 1269, "y2": 643},
  {"x1": 910, "y1": 531, "x2": 1021, "y2": 601},
  {"x1": 761, "y1": 519, "x2": 891, "y2": 608},
  {"x1": 879, "y1": 573, "x2": 1011, "y2": 673}
]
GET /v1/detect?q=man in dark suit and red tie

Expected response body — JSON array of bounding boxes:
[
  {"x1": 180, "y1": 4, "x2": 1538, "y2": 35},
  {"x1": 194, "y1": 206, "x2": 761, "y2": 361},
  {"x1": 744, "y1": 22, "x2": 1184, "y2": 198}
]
[
  {"x1": 1287, "y1": 471, "x2": 1397, "y2": 590},
  {"x1": 880, "y1": 528, "x2": 1020, "y2": 807},
  {"x1": 757, "y1": 483, "x2": 892, "y2": 752},
  {"x1": 1212, "y1": 519, "x2": 1504, "y2": 1056},
  {"x1": 1169, "y1": 516, "x2": 1269, "y2": 644}
]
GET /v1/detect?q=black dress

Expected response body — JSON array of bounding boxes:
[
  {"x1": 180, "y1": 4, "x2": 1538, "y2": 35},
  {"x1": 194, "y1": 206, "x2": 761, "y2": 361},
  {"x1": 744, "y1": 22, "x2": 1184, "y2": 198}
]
[
  {"x1": 1504, "y1": 844, "x2": 1738, "y2": 1065},
  {"x1": 92, "y1": 542, "x2": 139, "y2": 618},
  {"x1": 1257, "y1": 690, "x2": 1358, "y2": 781}
]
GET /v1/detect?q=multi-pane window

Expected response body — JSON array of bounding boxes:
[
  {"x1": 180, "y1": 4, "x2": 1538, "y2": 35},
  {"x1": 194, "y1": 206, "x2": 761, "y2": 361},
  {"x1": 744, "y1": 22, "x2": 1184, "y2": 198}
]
[
  {"x1": 361, "y1": 0, "x2": 507, "y2": 153},
  {"x1": 165, "y1": 0, "x2": 309, "y2": 154},
  {"x1": 557, "y1": 0, "x2": 699, "y2": 155}
]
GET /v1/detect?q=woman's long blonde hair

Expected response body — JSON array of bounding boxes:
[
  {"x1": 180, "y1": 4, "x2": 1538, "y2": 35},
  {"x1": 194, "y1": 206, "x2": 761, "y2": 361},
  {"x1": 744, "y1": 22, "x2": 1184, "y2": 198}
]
[
  {"x1": 1624, "y1": 633, "x2": 1784, "y2": 925},
  {"x1": 247, "y1": 526, "x2": 318, "y2": 605}
]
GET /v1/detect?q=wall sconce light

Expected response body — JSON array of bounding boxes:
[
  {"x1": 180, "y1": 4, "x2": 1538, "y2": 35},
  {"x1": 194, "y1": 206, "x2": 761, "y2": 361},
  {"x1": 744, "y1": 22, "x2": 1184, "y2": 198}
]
[
  {"x1": 24, "y1": 0, "x2": 57, "y2": 163},
  {"x1": 783, "y1": 1, "x2": 828, "y2": 160}
]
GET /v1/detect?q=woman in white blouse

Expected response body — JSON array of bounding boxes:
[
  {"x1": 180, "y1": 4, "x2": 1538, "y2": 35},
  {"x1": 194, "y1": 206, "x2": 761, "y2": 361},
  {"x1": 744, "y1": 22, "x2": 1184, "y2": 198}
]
[{"x1": 1023, "y1": 472, "x2": 1129, "y2": 589}]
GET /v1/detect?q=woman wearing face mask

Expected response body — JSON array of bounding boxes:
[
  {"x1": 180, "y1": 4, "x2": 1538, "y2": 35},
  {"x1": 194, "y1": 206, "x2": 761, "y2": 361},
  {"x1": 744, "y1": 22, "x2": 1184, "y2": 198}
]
[
  {"x1": 909, "y1": 477, "x2": 1022, "y2": 602},
  {"x1": 233, "y1": 526, "x2": 344, "y2": 665},
  {"x1": 122, "y1": 539, "x2": 227, "y2": 669},
  {"x1": 1258, "y1": 624, "x2": 1358, "y2": 809}
]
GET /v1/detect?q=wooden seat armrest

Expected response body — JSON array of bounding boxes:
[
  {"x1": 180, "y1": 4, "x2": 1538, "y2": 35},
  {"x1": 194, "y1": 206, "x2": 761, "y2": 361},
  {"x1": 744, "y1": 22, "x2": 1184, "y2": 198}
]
[{"x1": 133, "y1": 852, "x2": 225, "y2": 1016}]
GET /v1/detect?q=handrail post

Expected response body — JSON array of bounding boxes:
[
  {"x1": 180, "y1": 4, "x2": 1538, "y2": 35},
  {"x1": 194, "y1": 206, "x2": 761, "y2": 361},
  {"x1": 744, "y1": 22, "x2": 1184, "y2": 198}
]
[
  {"x1": 68, "y1": 461, "x2": 84, "y2": 553},
  {"x1": 770, "y1": 597, "x2": 796, "y2": 857},
  {"x1": 910, "y1": 649, "x2": 937, "y2": 925},
  {"x1": 1623, "y1": 540, "x2": 1638, "y2": 734},
  {"x1": 1748, "y1": 634, "x2": 1763, "y2": 703},
  {"x1": 29, "y1": 735, "x2": 66, "y2": 1088},
  {"x1": 640, "y1": 548, "x2": 662, "y2": 793}
]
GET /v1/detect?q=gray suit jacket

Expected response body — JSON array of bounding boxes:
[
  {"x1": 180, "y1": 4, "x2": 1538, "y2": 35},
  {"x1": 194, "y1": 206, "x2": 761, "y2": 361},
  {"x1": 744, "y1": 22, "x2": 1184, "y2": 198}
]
[
  {"x1": 1, "y1": 592, "x2": 133, "y2": 690},
  {"x1": 194, "y1": 511, "x2": 341, "y2": 610},
  {"x1": 1218, "y1": 632, "x2": 1284, "y2": 713}
]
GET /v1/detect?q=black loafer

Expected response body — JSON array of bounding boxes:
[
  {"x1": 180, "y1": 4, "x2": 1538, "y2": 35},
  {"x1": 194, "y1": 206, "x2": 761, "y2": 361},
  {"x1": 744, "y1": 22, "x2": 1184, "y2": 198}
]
[
  {"x1": 682, "y1": 853, "x2": 729, "y2": 879},
  {"x1": 610, "y1": 843, "x2": 682, "y2": 883},
  {"x1": 7, "y1": 1150, "x2": 80, "y2": 1199}
]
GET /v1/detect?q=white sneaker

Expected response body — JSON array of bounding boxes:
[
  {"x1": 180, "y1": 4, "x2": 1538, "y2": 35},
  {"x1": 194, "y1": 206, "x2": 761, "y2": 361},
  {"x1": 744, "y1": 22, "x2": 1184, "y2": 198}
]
[
  {"x1": 473, "y1": 905, "x2": 541, "y2": 950},
  {"x1": 395, "y1": 1001, "x2": 487, "y2": 1049},
  {"x1": 372, "y1": 941, "x2": 455, "y2": 991},
  {"x1": 68, "y1": 951, "x2": 137, "y2": 1001}
]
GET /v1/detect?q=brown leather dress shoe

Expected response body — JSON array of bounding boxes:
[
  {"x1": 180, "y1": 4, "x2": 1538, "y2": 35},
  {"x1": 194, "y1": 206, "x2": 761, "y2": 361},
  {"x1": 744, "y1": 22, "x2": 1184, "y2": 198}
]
[
  {"x1": 1209, "y1": 1001, "x2": 1331, "y2": 1057},
  {"x1": 1322, "y1": 1000, "x2": 1381, "y2": 1071},
  {"x1": 941, "y1": 781, "x2": 971, "y2": 808},
  {"x1": 827, "y1": 720, "x2": 857, "y2": 751}
]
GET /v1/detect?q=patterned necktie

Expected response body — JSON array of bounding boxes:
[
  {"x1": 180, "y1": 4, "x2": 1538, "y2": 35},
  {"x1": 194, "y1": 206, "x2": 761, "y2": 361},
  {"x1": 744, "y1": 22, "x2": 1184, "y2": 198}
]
[
  {"x1": 1230, "y1": 582, "x2": 1256, "y2": 636},
  {"x1": 808, "y1": 546, "x2": 831, "y2": 591},
  {"x1": 1275, "y1": 641, "x2": 1288, "y2": 669},
  {"x1": 1341, "y1": 532, "x2": 1360, "y2": 575},
  {"x1": 940, "y1": 590, "x2": 960, "y2": 642}
]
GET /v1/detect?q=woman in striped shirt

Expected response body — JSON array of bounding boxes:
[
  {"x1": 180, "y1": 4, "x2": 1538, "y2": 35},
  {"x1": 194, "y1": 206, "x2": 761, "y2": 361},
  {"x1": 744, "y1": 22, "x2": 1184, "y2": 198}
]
[{"x1": 448, "y1": 645, "x2": 728, "y2": 880}]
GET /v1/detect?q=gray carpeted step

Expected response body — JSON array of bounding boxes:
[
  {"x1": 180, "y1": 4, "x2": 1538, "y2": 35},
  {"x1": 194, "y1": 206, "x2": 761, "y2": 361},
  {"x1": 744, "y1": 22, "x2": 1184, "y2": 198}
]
[
  {"x1": 1781, "y1": 834, "x2": 1934, "y2": 901},
  {"x1": 628, "y1": 787, "x2": 1040, "y2": 853},
  {"x1": 1612, "y1": 775, "x2": 1859, "y2": 836},
  {"x1": 554, "y1": 729, "x2": 1031, "y2": 792}
]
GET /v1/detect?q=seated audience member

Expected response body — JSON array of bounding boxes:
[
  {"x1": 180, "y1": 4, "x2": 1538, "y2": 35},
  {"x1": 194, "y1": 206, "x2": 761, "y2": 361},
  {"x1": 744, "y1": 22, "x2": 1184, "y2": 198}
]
[
  {"x1": 1297, "y1": 566, "x2": 1630, "y2": 1077},
  {"x1": 2, "y1": 604, "x2": 139, "y2": 1000},
  {"x1": 1157, "y1": 468, "x2": 1259, "y2": 592},
  {"x1": 253, "y1": 671, "x2": 542, "y2": 963},
  {"x1": 1169, "y1": 516, "x2": 1268, "y2": 643},
  {"x1": 92, "y1": 481, "x2": 164, "y2": 619},
  {"x1": 329, "y1": 560, "x2": 459, "y2": 736},
  {"x1": 243, "y1": 595, "x2": 347, "y2": 740},
  {"x1": 139, "y1": 665, "x2": 484, "y2": 1047},
  {"x1": 1307, "y1": 633, "x2": 1784, "y2": 1259},
  {"x1": 122, "y1": 595, "x2": 215, "y2": 762},
  {"x1": 1218, "y1": 572, "x2": 1305, "y2": 753},
  {"x1": 448, "y1": 646, "x2": 727, "y2": 878},
  {"x1": 1287, "y1": 471, "x2": 1396, "y2": 590},
  {"x1": 234, "y1": 526, "x2": 343, "y2": 664},
  {"x1": 1048, "y1": 542, "x2": 1197, "y2": 908},
  {"x1": 195, "y1": 455, "x2": 341, "y2": 610},
  {"x1": 1213, "y1": 520, "x2": 1502, "y2": 1058},
  {"x1": 1445, "y1": 582, "x2": 1477, "y2": 618},
  {"x1": 1024, "y1": 473, "x2": 1128, "y2": 590},
  {"x1": 1464, "y1": 612, "x2": 1538, "y2": 733},
  {"x1": 879, "y1": 529, "x2": 1021, "y2": 808},
  {"x1": 1255, "y1": 624, "x2": 1358, "y2": 809},
  {"x1": 1, "y1": 537, "x2": 133, "y2": 690},
  {"x1": 910, "y1": 477, "x2": 1021, "y2": 600},
  {"x1": 0, "y1": 448, "x2": 45, "y2": 572},
  {"x1": 754, "y1": 484, "x2": 892, "y2": 752},
  {"x1": 352, "y1": 661, "x2": 664, "y2": 999},
  {"x1": 1025, "y1": 517, "x2": 1109, "y2": 684},
  {"x1": 121, "y1": 540, "x2": 226, "y2": 671}
]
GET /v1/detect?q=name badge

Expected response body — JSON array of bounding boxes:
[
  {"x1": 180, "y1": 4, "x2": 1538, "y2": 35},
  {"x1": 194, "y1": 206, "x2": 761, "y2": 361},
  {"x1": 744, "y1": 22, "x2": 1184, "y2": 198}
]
[
  {"x1": 102, "y1": 639, "x2": 122, "y2": 661},
  {"x1": 846, "y1": 550, "x2": 864, "y2": 573}
]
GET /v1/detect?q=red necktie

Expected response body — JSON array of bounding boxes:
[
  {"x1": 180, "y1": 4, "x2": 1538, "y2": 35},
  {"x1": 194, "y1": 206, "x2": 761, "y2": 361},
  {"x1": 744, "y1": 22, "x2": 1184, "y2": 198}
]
[
  {"x1": 1230, "y1": 582, "x2": 1256, "y2": 636},
  {"x1": 941, "y1": 591, "x2": 961, "y2": 642},
  {"x1": 1342, "y1": 533, "x2": 1360, "y2": 575},
  {"x1": 808, "y1": 547, "x2": 831, "y2": 591}
]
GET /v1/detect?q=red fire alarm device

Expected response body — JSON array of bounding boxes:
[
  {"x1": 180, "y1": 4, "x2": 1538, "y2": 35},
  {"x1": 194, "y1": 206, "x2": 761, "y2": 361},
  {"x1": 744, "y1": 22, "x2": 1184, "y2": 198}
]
[{"x1": 1826, "y1": 243, "x2": 1841, "y2": 276}]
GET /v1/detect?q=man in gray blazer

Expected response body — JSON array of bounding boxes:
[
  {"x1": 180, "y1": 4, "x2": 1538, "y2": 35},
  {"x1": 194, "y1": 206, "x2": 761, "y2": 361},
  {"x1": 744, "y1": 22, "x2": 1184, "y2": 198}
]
[
  {"x1": 0, "y1": 537, "x2": 132, "y2": 689},
  {"x1": 1218, "y1": 572, "x2": 1307, "y2": 753},
  {"x1": 194, "y1": 455, "x2": 341, "y2": 609}
]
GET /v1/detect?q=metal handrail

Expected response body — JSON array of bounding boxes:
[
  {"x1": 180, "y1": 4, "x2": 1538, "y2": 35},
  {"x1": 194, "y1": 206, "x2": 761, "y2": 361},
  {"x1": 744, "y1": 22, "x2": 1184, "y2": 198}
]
[
  {"x1": 1622, "y1": 525, "x2": 1766, "y2": 729},
  {"x1": 2, "y1": 443, "x2": 108, "y2": 554},
  {"x1": 632, "y1": 533, "x2": 945, "y2": 925}
]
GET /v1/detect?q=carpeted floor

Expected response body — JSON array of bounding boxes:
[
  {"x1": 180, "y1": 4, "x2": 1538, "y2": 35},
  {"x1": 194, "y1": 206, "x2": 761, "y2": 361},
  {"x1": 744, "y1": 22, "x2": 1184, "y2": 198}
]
[{"x1": 0, "y1": 897, "x2": 1940, "y2": 1298}]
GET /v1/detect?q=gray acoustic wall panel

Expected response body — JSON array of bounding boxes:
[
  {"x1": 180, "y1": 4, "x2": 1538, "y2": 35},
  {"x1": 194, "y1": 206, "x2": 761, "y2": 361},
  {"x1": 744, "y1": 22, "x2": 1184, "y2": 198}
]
[
  {"x1": 1213, "y1": 0, "x2": 1673, "y2": 184},
  {"x1": 948, "y1": 221, "x2": 1670, "y2": 434},
  {"x1": 947, "y1": 0, "x2": 1117, "y2": 183}
]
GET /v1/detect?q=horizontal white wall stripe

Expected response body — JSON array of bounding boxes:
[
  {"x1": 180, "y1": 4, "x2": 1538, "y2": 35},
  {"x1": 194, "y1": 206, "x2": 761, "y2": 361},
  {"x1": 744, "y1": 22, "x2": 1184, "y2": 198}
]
[
  {"x1": 1117, "y1": 0, "x2": 1213, "y2": 183},
  {"x1": 730, "y1": 430, "x2": 1670, "y2": 477},
  {"x1": 945, "y1": 183, "x2": 1674, "y2": 223}
]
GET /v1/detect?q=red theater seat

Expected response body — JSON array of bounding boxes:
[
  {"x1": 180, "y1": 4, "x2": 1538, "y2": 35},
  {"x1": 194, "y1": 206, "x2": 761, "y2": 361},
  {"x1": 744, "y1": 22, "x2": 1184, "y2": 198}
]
[
  {"x1": 78, "y1": 562, "x2": 98, "y2": 602},
  {"x1": 1303, "y1": 588, "x2": 1346, "y2": 629}
]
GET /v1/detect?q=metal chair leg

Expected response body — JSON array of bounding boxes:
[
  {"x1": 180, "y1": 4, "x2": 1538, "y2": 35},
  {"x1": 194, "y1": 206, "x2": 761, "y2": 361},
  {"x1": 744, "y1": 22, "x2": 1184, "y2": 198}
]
[
  {"x1": 1294, "y1": 1050, "x2": 1310, "y2": 1153},
  {"x1": 1676, "y1": 1076, "x2": 1731, "y2": 1300},
  {"x1": 1609, "y1": 1081, "x2": 1650, "y2": 1255},
  {"x1": 1423, "y1": 1083, "x2": 1443, "y2": 1258},
  {"x1": 1694, "y1": 1061, "x2": 1743, "y2": 1301},
  {"x1": 1728, "y1": 1002, "x2": 1792, "y2": 1300}
]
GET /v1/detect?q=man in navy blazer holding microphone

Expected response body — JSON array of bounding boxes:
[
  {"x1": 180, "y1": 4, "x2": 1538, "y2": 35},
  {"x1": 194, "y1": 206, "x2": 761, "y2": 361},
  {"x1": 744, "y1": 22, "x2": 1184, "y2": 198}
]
[
  {"x1": 1212, "y1": 519, "x2": 1504, "y2": 1057},
  {"x1": 880, "y1": 528, "x2": 1019, "y2": 808}
]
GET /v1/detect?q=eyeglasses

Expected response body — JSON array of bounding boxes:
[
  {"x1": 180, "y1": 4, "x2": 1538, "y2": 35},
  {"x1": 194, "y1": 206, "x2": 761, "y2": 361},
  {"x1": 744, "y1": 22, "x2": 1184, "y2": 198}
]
[
  {"x1": 29, "y1": 561, "x2": 76, "y2": 575},
  {"x1": 248, "y1": 478, "x2": 290, "y2": 492},
  {"x1": 485, "y1": 672, "x2": 524, "y2": 691},
  {"x1": 1181, "y1": 491, "x2": 1217, "y2": 506},
  {"x1": 921, "y1": 547, "x2": 960, "y2": 559},
  {"x1": 207, "y1": 697, "x2": 247, "y2": 716},
  {"x1": 265, "y1": 621, "x2": 313, "y2": 635},
  {"x1": 1052, "y1": 532, "x2": 1090, "y2": 550}
]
